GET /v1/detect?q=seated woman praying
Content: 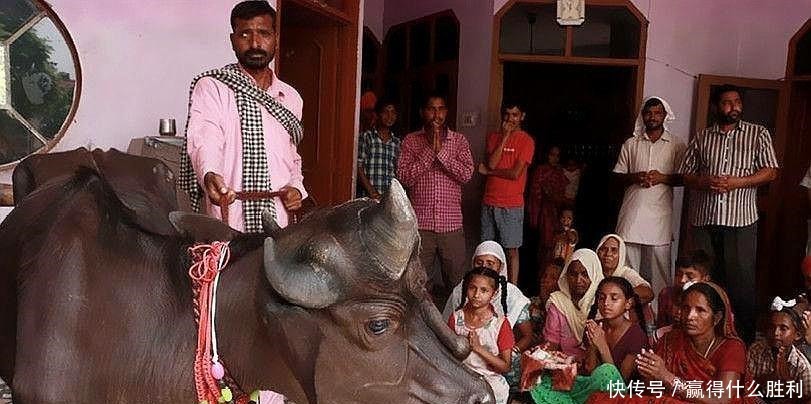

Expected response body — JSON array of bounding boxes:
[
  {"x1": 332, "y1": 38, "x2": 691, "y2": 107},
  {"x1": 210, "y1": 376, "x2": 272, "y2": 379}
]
[
  {"x1": 529, "y1": 276, "x2": 644, "y2": 404},
  {"x1": 746, "y1": 296, "x2": 811, "y2": 403},
  {"x1": 541, "y1": 249, "x2": 604, "y2": 360},
  {"x1": 587, "y1": 281, "x2": 759, "y2": 403}
]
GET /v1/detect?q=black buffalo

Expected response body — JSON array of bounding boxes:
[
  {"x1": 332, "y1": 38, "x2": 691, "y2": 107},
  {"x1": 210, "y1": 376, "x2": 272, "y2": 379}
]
[{"x1": 0, "y1": 149, "x2": 493, "y2": 403}]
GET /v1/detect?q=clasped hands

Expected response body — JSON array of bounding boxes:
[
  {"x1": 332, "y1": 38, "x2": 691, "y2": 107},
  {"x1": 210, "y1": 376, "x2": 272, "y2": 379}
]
[
  {"x1": 697, "y1": 174, "x2": 743, "y2": 193},
  {"x1": 632, "y1": 170, "x2": 667, "y2": 188}
]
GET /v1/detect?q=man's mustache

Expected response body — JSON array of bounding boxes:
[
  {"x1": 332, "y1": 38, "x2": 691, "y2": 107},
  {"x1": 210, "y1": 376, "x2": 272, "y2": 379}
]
[{"x1": 245, "y1": 49, "x2": 268, "y2": 58}]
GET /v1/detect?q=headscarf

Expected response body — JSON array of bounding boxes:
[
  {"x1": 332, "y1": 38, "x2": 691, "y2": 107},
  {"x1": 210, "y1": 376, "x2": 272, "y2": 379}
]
[
  {"x1": 685, "y1": 281, "x2": 740, "y2": 341},
  {"x1": 546, "y1": 249, "x2": 604, "y2": 344},
  {"x1": 442, "y1": 241, "x2": 530, "y2": 327},
  {"x1": 633, "y1": 96, "x2": 676, "y2": 138},
  {"x1": 472, "y1": 240, "x2": 508, "y2": 278},
  {"x1": 597, "y1": 234, "x2": 643, "y2": 282}
]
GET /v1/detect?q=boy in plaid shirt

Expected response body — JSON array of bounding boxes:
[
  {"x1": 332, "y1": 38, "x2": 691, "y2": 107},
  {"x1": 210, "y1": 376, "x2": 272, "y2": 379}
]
[{"x1": 357, "y1": 99, "x2": 401, "y2": 199}]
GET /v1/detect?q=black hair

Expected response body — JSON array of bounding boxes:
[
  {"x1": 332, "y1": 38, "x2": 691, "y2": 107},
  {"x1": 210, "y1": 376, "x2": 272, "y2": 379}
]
[
  {"x1": 642, "y1": 97, "x2": 665, "y2": 112},
  {"x1": 675, "y1": 249, "x2": 712, "y2": 275},
  {"x1": 231, "y1": 1, "x2": 276, "y2": 30},
  {"x1": 771, "y1": 307, "x2": 806, "y2": 337},
  {"x1": 588, "y1": 276, "x2": 646, "y2": 334},
  {"x1": 422, "y1": 92, "x2": 447, "y2": 108},
  {"x1": 711, "y1": 84, "x2": 742, "y2": 106},
  {"x1": 683, "y1": 282, "x2": 726, "y2": 334},
  {"x1": 501, "y1": 100, "x2": 524, "y2": 114},
  {"x1": 457, "y1": 266, "x2": 508, "y2": 316},
  {"x1": 375, "y1": 97, "x2": 397, "y2": 114}
]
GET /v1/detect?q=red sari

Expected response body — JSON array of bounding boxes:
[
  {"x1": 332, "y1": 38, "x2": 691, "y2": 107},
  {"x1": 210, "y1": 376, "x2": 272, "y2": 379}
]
[
  {"x1": 528, "y1": 164, "x2": 569, "y2": 257},
  {"x1": 586, "y1": 282, "x2": 760, "y2": 404}
]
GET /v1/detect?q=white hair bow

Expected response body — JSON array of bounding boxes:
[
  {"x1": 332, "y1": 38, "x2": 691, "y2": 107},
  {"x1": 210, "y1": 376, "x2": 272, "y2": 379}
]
[{"x1": 771, "y1": 296, "x2": 797, "y2": 312}]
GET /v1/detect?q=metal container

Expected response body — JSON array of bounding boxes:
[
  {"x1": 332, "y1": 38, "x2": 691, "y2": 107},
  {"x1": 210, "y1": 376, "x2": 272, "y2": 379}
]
[{"x1": 158, "y1": 118, "x2": 176, "y2": 136}]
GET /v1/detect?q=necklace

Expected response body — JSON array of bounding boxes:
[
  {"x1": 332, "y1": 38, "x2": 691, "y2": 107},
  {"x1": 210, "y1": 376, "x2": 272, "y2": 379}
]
[{"x1": 702, "y1": 336, "x2": 717, "y2": 358}]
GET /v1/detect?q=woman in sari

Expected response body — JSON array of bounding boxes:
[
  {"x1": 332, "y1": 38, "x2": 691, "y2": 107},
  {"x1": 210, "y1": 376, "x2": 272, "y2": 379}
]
[
  {"x1": 530, "y1": 249, "x2": 625, "y2": 404},
  {"x1": 528, "y1": 145, "x2": 569, "y2": 262},
  {"x1": 587, "y1": 281, "x2": 758, "y2": 403}
]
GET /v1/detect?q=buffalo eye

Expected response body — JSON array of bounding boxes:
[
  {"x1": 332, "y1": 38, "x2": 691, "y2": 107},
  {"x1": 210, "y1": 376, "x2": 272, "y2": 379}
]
[{"x1": 367, "y1": 319, "x2": 389, "y2": 335}]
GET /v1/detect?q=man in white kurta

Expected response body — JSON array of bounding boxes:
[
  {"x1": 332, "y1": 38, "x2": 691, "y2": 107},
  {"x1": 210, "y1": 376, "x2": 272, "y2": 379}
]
[{"x1": 613, "y1": 96, "x2": 686, "y2": 296}]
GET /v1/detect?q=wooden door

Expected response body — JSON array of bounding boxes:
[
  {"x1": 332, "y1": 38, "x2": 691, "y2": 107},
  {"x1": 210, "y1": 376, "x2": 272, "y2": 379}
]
[
  {"x1": 278, "y1": 0, "x2": 359, "y2": 207},
  {"x1": 681, "y1": 74, "x2": 788, "y2": 305}
]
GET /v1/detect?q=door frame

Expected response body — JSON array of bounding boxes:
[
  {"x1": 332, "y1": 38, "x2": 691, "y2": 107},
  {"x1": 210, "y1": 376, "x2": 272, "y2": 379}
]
[
  {"x1": 277, "y1": 0, "x2": 360, "y2": 206},
  {"x1": 683, "y1": 74, "x2": 789, "y2": 303},
  {"x1": 489, "y1": 0, "x2": 648, "y2": 132}
]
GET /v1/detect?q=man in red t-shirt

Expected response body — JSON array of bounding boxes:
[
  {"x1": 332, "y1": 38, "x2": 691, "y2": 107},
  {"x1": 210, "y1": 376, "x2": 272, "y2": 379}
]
[{"x1": 478, "y1": 101, "x2": 535, "y2": 284}]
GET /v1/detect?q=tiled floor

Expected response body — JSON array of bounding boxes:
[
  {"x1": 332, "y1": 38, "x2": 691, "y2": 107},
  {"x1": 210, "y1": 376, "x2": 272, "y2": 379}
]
[{"x1": 0, "y1": 377, "x2": 11, "y2": 404}]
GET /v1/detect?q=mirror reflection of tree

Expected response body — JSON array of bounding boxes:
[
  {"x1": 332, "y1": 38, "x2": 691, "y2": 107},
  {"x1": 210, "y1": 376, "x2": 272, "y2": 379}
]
[{"x1": 0, "y1": 0, "x2": 79, "y2": 166}]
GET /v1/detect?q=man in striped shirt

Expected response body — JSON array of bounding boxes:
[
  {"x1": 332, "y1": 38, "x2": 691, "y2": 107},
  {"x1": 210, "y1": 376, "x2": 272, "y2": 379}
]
[
  {"x1": 397, "y1": 93, "x2": 474, "y2": 306},
  {"x1": 680, "y1": 84, "x2": 779, "y2": 342}
]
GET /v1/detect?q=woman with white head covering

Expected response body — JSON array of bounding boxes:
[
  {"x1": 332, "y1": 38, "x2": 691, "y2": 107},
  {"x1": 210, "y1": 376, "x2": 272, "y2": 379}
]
[
  {"x1": 529, "y1": 249, "x2": 628, "y2": 404},
  {"x1": 443, "y1": 241, "x2": 530, "y2": 327},
  {"x1": 443, "y1": 241, "x2": 533, "y2": 392},
  {"x1": 543, "y1": 248, "x2": 604, "y2": 358},
  {"x1": 595, "y1": 234, "x2": 653, "y2": 305}
]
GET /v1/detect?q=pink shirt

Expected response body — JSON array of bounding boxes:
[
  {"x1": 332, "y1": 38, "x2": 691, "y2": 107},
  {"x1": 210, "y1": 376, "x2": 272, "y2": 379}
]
[
  {"x1": 186, "y1": 70, "x2": 307, "y2": 231},
  {"x1": 396, "y1": 129, "x2": 473, "y2": 233},
  {"x1": 543, "y1": 304, "x2": 586, "y2": 359}
]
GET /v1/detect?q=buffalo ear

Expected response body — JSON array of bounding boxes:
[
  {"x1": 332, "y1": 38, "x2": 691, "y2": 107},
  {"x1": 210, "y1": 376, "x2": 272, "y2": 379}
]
[
  {"x1": 92, "y1": 149, "x2": 179, "y2": 236},
  {"x1": 169, "y1": 211, "x2": 239, "y2": 241},
  {"x1": 263, "y1": 237, "x2": 343, "y2": 309}
]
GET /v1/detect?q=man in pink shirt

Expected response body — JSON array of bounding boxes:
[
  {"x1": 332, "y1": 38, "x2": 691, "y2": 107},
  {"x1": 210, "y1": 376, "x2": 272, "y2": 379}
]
[
  {"x1": 179, "y1": 0, "x2": 306, "y2": 233},
  {"x1": 397, "y1": 93, "x2": 474, "y2": 306}
]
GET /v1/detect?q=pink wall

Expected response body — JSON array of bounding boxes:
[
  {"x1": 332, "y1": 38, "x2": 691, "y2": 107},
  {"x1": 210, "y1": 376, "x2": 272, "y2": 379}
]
[
  {"x1": 382, "y1": 0, "x2": 494, "y2": 254},
  {"x1": 364, "y1": 0, "x2": 386, "y2": 41},
  {"x1": 381, "y1": 0, "x2": 811, "y2": 260},
  {"x1": 0, "y1": 0, "x2": 282, "y2": 221}
]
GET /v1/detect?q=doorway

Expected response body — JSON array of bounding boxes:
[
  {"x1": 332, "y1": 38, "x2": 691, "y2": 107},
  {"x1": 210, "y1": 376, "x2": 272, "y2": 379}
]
[
  {"x1": 492, "y1": 0, "x2": 647, "y2": 292},
  {"x1": 278, "y1": 0, "x2": 359, "y2": 207},
  {"x1": 503, "y1": 62, "x2": 636, "y2": 290}
]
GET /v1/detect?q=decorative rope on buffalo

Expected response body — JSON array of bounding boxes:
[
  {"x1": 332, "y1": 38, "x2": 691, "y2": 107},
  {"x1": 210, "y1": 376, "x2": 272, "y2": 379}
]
[
  {"x1": 188, "y1": 242, "x2": 286, "y2": 404},
  {"x1": 188, "y1": 241, "x2": 239, "y2": 403}
]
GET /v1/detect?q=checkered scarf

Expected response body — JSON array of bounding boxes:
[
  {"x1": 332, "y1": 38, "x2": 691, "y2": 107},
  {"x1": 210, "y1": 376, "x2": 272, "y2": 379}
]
[{"x1": 179, "y1": 64, "x2": 303, "y2": 233}]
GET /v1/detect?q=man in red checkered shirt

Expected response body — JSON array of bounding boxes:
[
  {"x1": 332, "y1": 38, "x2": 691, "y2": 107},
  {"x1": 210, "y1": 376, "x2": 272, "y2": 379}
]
[{"x1": 397, "y1": 93, "x2": 474, "y2": 306}]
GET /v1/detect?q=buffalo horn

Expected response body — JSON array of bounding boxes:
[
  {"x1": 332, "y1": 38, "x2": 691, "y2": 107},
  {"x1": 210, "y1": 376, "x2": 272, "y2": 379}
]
[
  {"x1": 262, "y1": 208, "x2": 281, "y2": 234},
  {"x1": 359, "y1": 180, "x2": 417, "y2": 280},
  {"x1": 419, "y1": 300, "x2": 471, "y2": 360}
]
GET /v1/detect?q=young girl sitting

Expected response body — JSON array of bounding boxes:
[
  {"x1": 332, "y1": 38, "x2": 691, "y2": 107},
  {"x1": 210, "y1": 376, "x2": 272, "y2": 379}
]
[
  {"x1": 584, "y1": 277, "x2": 647, "y2": 382},
  {"x1": 449, "y1": 266, "x2": 515, "y2": 404},
  {"x1": 746, "y1": 296, "x2": 811, "y2": 398}
]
